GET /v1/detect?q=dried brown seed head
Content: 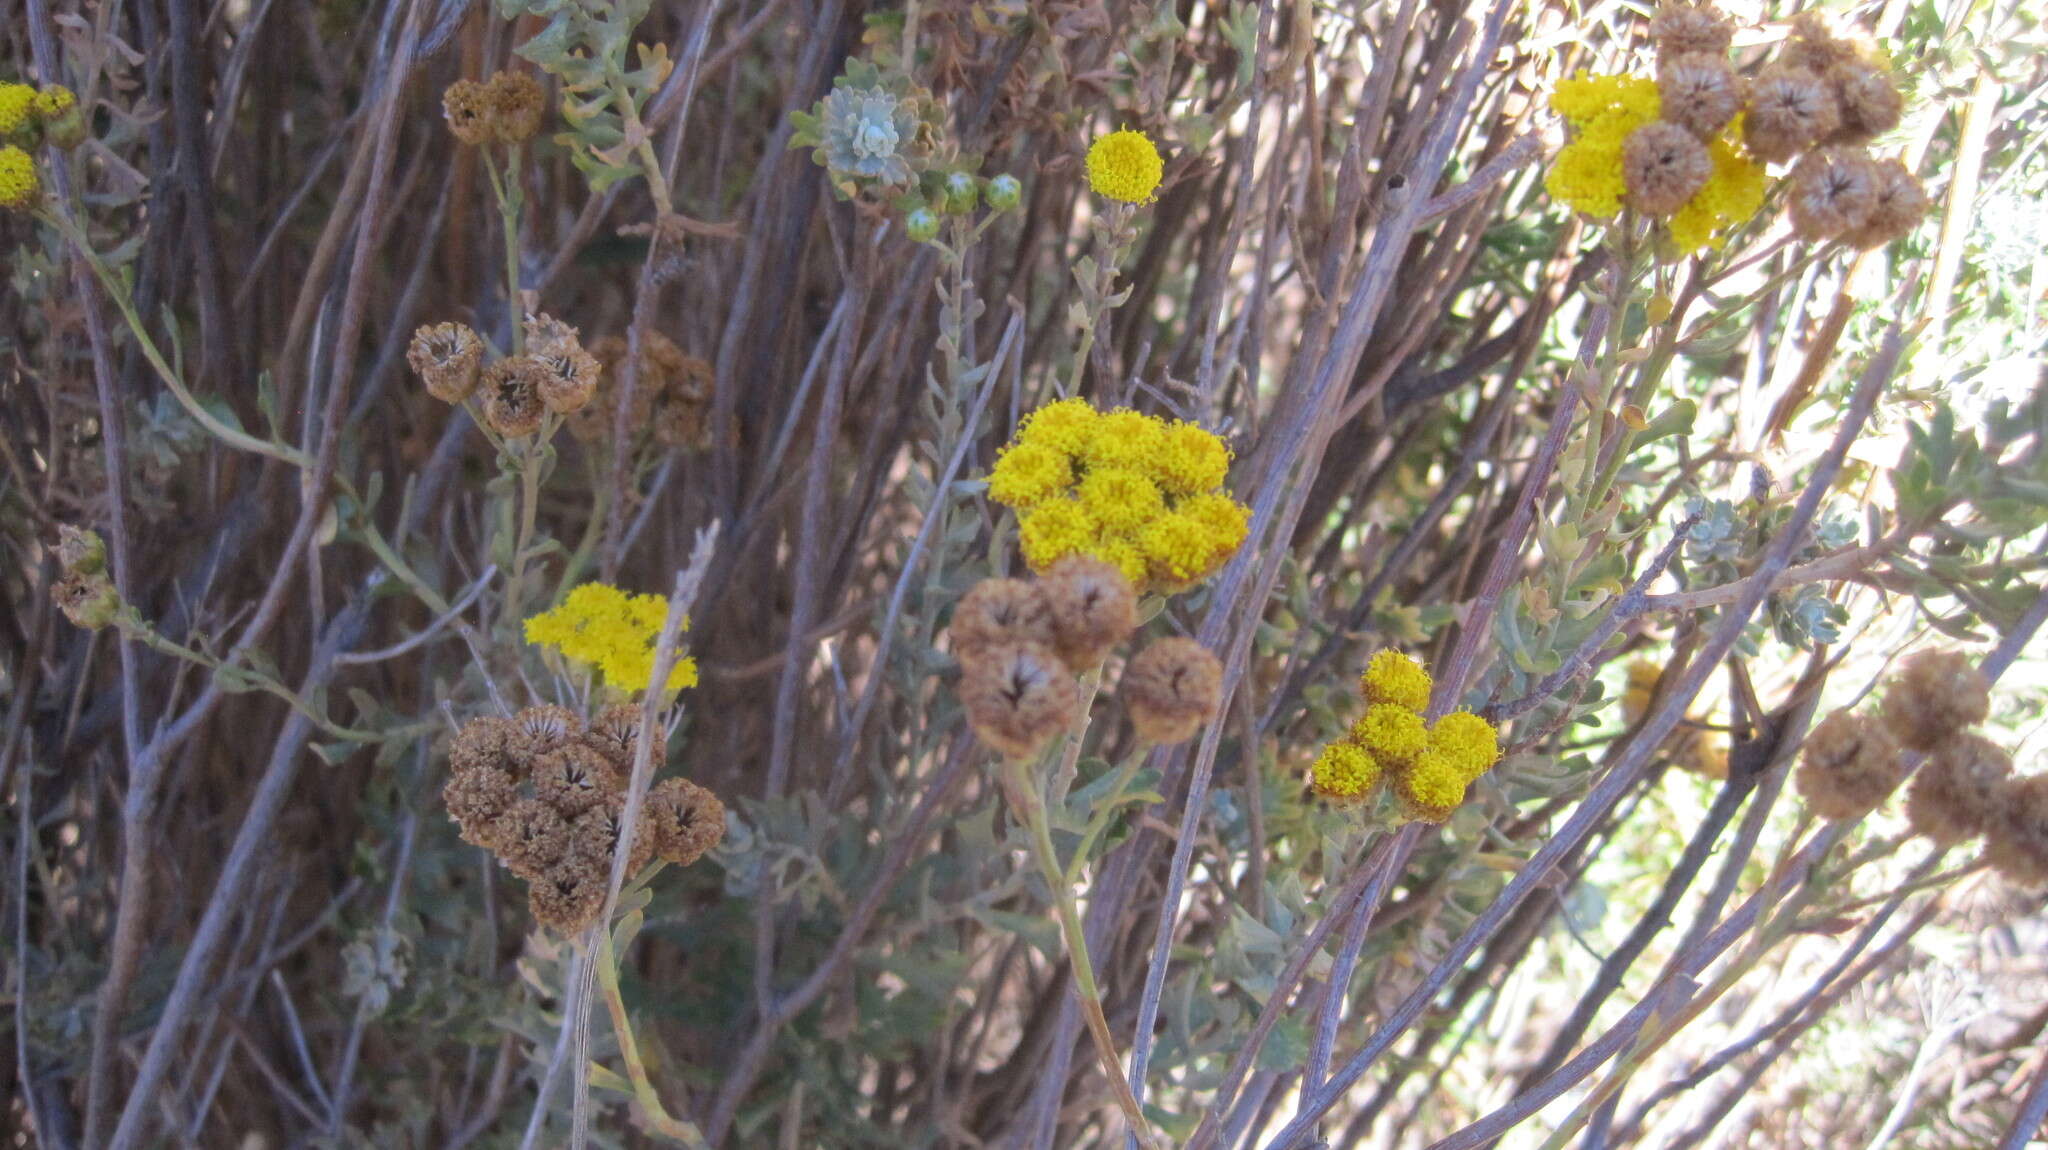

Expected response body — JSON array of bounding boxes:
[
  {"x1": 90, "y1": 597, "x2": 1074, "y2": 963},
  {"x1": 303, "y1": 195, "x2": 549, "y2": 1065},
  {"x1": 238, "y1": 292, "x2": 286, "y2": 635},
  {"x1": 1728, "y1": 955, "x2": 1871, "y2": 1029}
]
[
  {"x1": 1795, "y1": 709, "x2": 1905, "y2": 821},
  {"x1": 1623, "y1": 121, "x2": 1713, "y2": 216},
  {"x1": 480, "y1": 358, "x2": 547, "y2": 438},
  {"x1": 1841, "y1": 159, "x2": 1928, "y2": 249},
  {"x1": 449, "y1": 714, "x2": 516, "y2": 776},
  {"x1": 1881, "y1": 649, "x2": 1991, "y2": 752},
  {"x1": 572, "y1": 798, "x2": 658, "y2": 877},
  {"x1": 1787, "y1": 147, "x2": 1881, "y2": 240},
  {"x1": 1039, "y1": 555, "x2": 1139, "y2": 671},
  {"x1": 1120, "y1": 637, "x2": 1223, "y2": 746},
  {"x1": 1657, "y1": 54, "x2": 1743, "y2": 140},
  {"x1": 1784, "y1": 12, "x2": 1861, "y2": 74},
  {"x1": 529, "y1": 856, "x2": 607, "y2": 934},
  {"x1": 647, "y1": 777, "x2": 727, "y2": 866},
  {"x1": 1649, "y1": 1, "x2": 1734, "y2": 59},
  {"x1": 494, "y1": 797, "x2": 571, "y2": 880},
  {"x1": 650, "y1": 355, "x2": 718, "y2": 450},
  {"x1": 1824, "y1": 58, "x2": 1903, "y2": 145},
  {"x1": 1744, "y1": 64, "x2": 1842, "y2": 164},
  {"x1": 441, "y1": 79, "x2": 492, "y2": 146},
  {"x1": 485, "y1": 69, "x2": 545, "y2": 144},
  {"x1": 407, "y1": 322, "x2": 484, "y2": 403},
  {"x1": 507, "y1": 704, "x2": 582, "y2": 770},
  {"x1": 950, "y1": 578, "x2": 1055, "y2": 658},
  {"x1": 1906, "y1": 733, "x2": 2014, "y2": 846},
  {"x1": 584, "y1": 703, "x2": 666, "y2": 773},
  {"x1": 1987, "y1": 774, "x2": 2048, "y2": 889},
  {"x1": 533, "y1": 743, "x2": 623, "y2": 817},
  {"x1": 959, "y1": 641, "x2": 1080, "y2": 760},
  {"x1": 53, "y1": 573, "x2": 120, "y2": 630},
  {"x1": 444, "y1": 766, "x2": 519, "y2": 849}
]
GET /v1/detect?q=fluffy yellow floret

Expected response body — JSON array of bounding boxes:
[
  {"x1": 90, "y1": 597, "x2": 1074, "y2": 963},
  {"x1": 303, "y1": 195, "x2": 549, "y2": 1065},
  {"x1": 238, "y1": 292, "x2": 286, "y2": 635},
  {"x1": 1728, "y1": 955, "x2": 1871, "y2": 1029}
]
[
  {"x1": 1085, "y1": 128, "x2": 1163, "y2": 204},
  {"x1": 1015, "y1": 397, "x2": 1099, "y2": 457},
  {"x1": 988, "y1": 441, "x2": 1074, "y2": 508},
  {"x1": 1018, "y1": 499, "x2": 1097, "y2": 570},
  {"x1": 0, "y1": 84, "x2": 34, "y2": 134},
  {"x1": 525, "y1": 582, "x2": 699, "y2": 693},
  {"x1": 1178, "y1": 492, "x2": 1250, "y2": 556},
  {"x1": 1085, "y1": 408, "x2": 1168, "y2": 471},
  {"x1": 1139, "y1": 510, "x2": 1216, "y2": 581},
  {"x1": 1399, "y1": 749, "x2": 1469, "y2": 816},
  {"x1": 1311, "y1": 741, "x2": 1383, "y2": 802},
  {"x1": 1546, "y1": 73, "x2": 1661, "y2": 219},
  {"x1": 1091, "y1": 535, "x2": 1150, "y2": 589},
  {"x1": 1077, "y1": 466, "x2": 1164, "y2": 531},
  {"x1": 1550, "y1": 73, "x2": 1661, "y2": 130},
  {"x1": 1352, "y1": 703, "x2": 1429, "y2": 764},
  {"x1": 1152, "y1": 420, "x2": 1232, "y2": 494},
  {"x1": 0, "y1": 146, "x2": 38, "y2": 211},
  {"x1": 1667, "y1": 125, "x2": 1767, "y2": 254},
  {"x1": 1360, "y1": 650, "x2": 1432, "y2": 711},
  {"x1": 1429, "y1": 711, "x2": 1500, "y2": 782},
  {"x1": 33, "y1": 85, "x2": 74, "y2": 119}
]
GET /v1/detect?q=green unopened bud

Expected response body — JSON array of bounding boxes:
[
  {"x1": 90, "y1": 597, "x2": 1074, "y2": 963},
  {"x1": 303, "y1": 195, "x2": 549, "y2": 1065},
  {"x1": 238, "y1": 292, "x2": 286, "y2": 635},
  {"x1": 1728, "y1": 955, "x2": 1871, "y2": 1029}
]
[
  {"x1": 54, "y1": 573, "x2": 120, "y2": 631},
  {"x1": 940, "y1": 170, "x2": 978, "y2": 214},
  {"x1": 35, "y1": 85, "x2": 87, "y2": 150},
  {"x1": 56, "y1": 524, "x2": 106, "y2": 575},
  {"x1": 985, "y1": 173, "x2": 1022, "y2": 213},
  {"x1": 904, "y1": 206, "x2": 940, "y2": 244}
]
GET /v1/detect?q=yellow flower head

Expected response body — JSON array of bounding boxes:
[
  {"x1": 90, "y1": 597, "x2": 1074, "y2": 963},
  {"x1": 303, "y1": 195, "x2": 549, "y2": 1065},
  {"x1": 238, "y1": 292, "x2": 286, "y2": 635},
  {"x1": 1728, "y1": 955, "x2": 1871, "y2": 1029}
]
[
  {"x1": 1091, "y1": 534, "x2": 1150, "y2": 589},
  {"x1": 1015, "y1": 397, "x2": 1100, "y2": 457},
  {"x1": 1545, "y1": 73, "x2": 1662, "y2": 220},
  {"x1": 0, "y1": 84, "x2": 34, "y2": 134},
  {"x1": 1086, "y1": 128, "x2": 1163, "y2": 204},
  {"x1": 0, "y1": 146, "x2": 39, "y2": 211},
  {"x1": 1311, "y1": 741, "x2": 1383, "y2": 803},
  {"x1": 1178, "y1": 493, "x2": 1251, "y2": 557},
  {"x1": 1666, "y1": 123, "x2": 1767, "y2": 254},
  {"x1": 1397, "y1": 748, "x2": 1469, "y2": 821},
  {"x1": 1085, "y1": 407, "x2": 1168, "y2": 471},
  {"x1": 1139, "y1": 510, "x2": 1216, "y2": 582},
  {"x1": 1352, "y1": 703, "x2": 1429, "y2": 764},
  {"x1": 1078, "y1": 466, "x2": 1164, "y2": 532},
  {"x1": 524, "y1": 582, "x2": 699, "y2": 693},
  {"x1": 1152, "y1": 420, "x2": 1232, "y2": 494},
  {"x1": 1018, "y1": 499, "x2": 1098, "y2": 570},
  {"x1": 1360, "y1": 649, "x2": 1431, "y2": 711},
  {"x1": 33, "y1": 85, "x2": 74, "y2": 119},
  {"x1": 1429, "y1": 711, "x2": 1500, "y2": 783},
  {"x1": 988, "y1": 440, "x2": 1074, "y2": 508}
]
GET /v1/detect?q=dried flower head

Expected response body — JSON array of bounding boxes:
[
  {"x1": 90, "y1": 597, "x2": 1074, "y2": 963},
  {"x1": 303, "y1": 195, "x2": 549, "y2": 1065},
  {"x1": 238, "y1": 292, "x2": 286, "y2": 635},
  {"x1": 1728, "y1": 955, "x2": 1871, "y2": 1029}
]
[
  {"x1": 1825, "y1": 59, "x2": 1903, "y2": 145},
  {"x1": 533, "y1": 743, "x2": 622, "y2": 817},
  {"x1": 449, "y1": 715, "x2": 516, "y2": 776},
  {"x1": 647, "y1": 777, "x2": 727, "y2": 866},
  {"x1": 1986, "y1": 774, "x2": 2048, "y2": 889},
  {"x1": 960, "y1": 641, "x2": 1080, "y2": 759},
  {"x1": 1040, "y1": 555, "x2": 1138, "y2": 671},
  {"x1": 1881, "y1": 650, "x2": 1991, "y2": 752},
  {"x1": 529, "y1": 855, "x2": 607, "y2": 933},
  {"x1": 486, "y1": 69, "x2": 545, "y2": 144},
  {"x1": 1120, "y1": 637, "x2": 1222, "y2": 745},
  {"x1": 1784, "y1": 12, "x2": 1860, "y2": 74},
  {"x1": 1623, "y1": 121, "x2": 1713, "y2": 215},
  {"x1": 56, "y1": 524, "x2": 107, "y2": 575},
  {"x1": 0, "y1": 145, "x2": 40, "y2": 212},
  {"x1": 523, "y1": 314, "x2": 601, "y2": 413},
  {"x1": 506, "y1": 704, "x2": 581, "y2": 771},
  {"x1": 1086, "y1": 128, "x2": 1164, "y2": 204},
  {"x1": 480, "y1": 358, "x2": 547, "y2": 438},
  {"x1": 1657, "y1": 54, "x2": 1743, "y2": 140},
  {"x1": 1311, "y1": 742, "x2": 1383, "y2": 804},
  {"x1": 1648, "y1": 1, "x2": 1733, "y2": 59},
  {"x1": 53, "y1": 573, "x2": 120, "y2": 630},
  {"x1": 444, "y1": 766, "x2": 519, "y2": 849},
  {"x1": 407, "y1": 322, "x2": 484, "y2": 403},
  {"x1": 950, "y1": 578, "x2": 1055, "y2": 658},
  {"x1": 494, "y1": 797, "x2": 571, "y2": 879},
  {"x1": 1796, "y1": 710, "x2": 1905, "y2": 820},
  {"x1": 441, "y1": 79, "x2": 493, "y2": 146},
  {"x1": 1360, "y1": 650, "x2": 1432, "y2": 711},
  {"x1": 1786, "y1": 147, "x2": 1880, "y2": 240},
  {"x1": 1351, "y1": 704, "x2": 1428, "y2": 765},
  {"x1": 573, "y1": 800, "x2": 657, "y2": 877},
  {"x1": 649, "y1": 354, "x2": 718, "y2": 449},
  {"x1": 584, "y1": 703, "x2": 665, "y2": 772},
  {"x1": 1744, "y1": 64, "x2": 1841, "y2": 164},
  {"x1": 1906, "y1": 734, "x2": 2014, "y2": 846},
  {"x1": 1841, "y1": 158, "x2": 1927, "y2": 249}
]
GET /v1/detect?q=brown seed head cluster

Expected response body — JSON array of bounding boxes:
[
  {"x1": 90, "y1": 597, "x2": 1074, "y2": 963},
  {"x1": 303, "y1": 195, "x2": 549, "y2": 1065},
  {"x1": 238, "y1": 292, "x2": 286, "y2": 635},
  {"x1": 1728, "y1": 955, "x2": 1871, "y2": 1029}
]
[
  {"x1": 1119, "y1": 637, "x2": 1223, "y2": 745},
  {"x1": 1648, "y1": 1, "x2": 1733, "y2": 60},
  {"x1": 957, "y1": 640, "x2": 1080, "y2": 760},
  {"x1": 442, "y1": 69, "x2": 548, "y2": 147},
  {"x1": 1786, "y1": 147, "x2": 1880, "y2": 240},
  {"x1": 571, "y1": 332, "x2": 721, "y2": 452},
  {"x1": 1041, "y1": 555, "x2": 1140, "y2": 671},
  {"x1": 1987, "y1": 775, "x2": 2048, "y2": 889},
  {"x1": 1795, "y1": 709, "x2": 1905, "y2": 821},
  {"x1": 1882, "y1": 649, "x2": 1990, "y2": 752},
  {"x1": 1905, "y1": 734, "x2": 2012, "y2": 847},
  {"x1": 523, "y1": 313, "x2": 601, "y2": 414},
  {"x1": 1657, "y1": 54, "x2": 1744, "y2": 140},
  {"x1": 1744, "y1": 63, "x2": 1841, "y2": 163},
  {"x1": 441, "y1": 704, "x2": 724, "y2": 933},
  {"x1": 1623, "y1": 120, "x2": 1713, "y2": 215},
  {"x1": 406, "y1": 322, "x2": 484, "y2": 402}
]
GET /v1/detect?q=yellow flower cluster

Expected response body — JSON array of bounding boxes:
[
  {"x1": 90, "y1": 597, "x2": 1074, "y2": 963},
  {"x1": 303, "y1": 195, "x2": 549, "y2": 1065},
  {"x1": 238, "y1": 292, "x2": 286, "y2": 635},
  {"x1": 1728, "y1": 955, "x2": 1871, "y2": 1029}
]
[
  {"x1": 1085, "y1": 128, "x2": 1163, "y2": 204},
  {"x1": 0, "y1": 84, "x2": 34, "y2": 134},
  {"x1": 524, "y1": 583, "x2": 700, "y2": 694},
  {"x1": 987, "y1": 398, "x2": 1249, "y2": 594},
  {"x1": 1310, "y1": 650, "x2": 1501, "y2": 822},
  {"x1": 0, "y1": 145, "x2": 35, "y2": 210},
  {"x1": 1544, "y1": 72, "x2": 1765, "y2": 254}
]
